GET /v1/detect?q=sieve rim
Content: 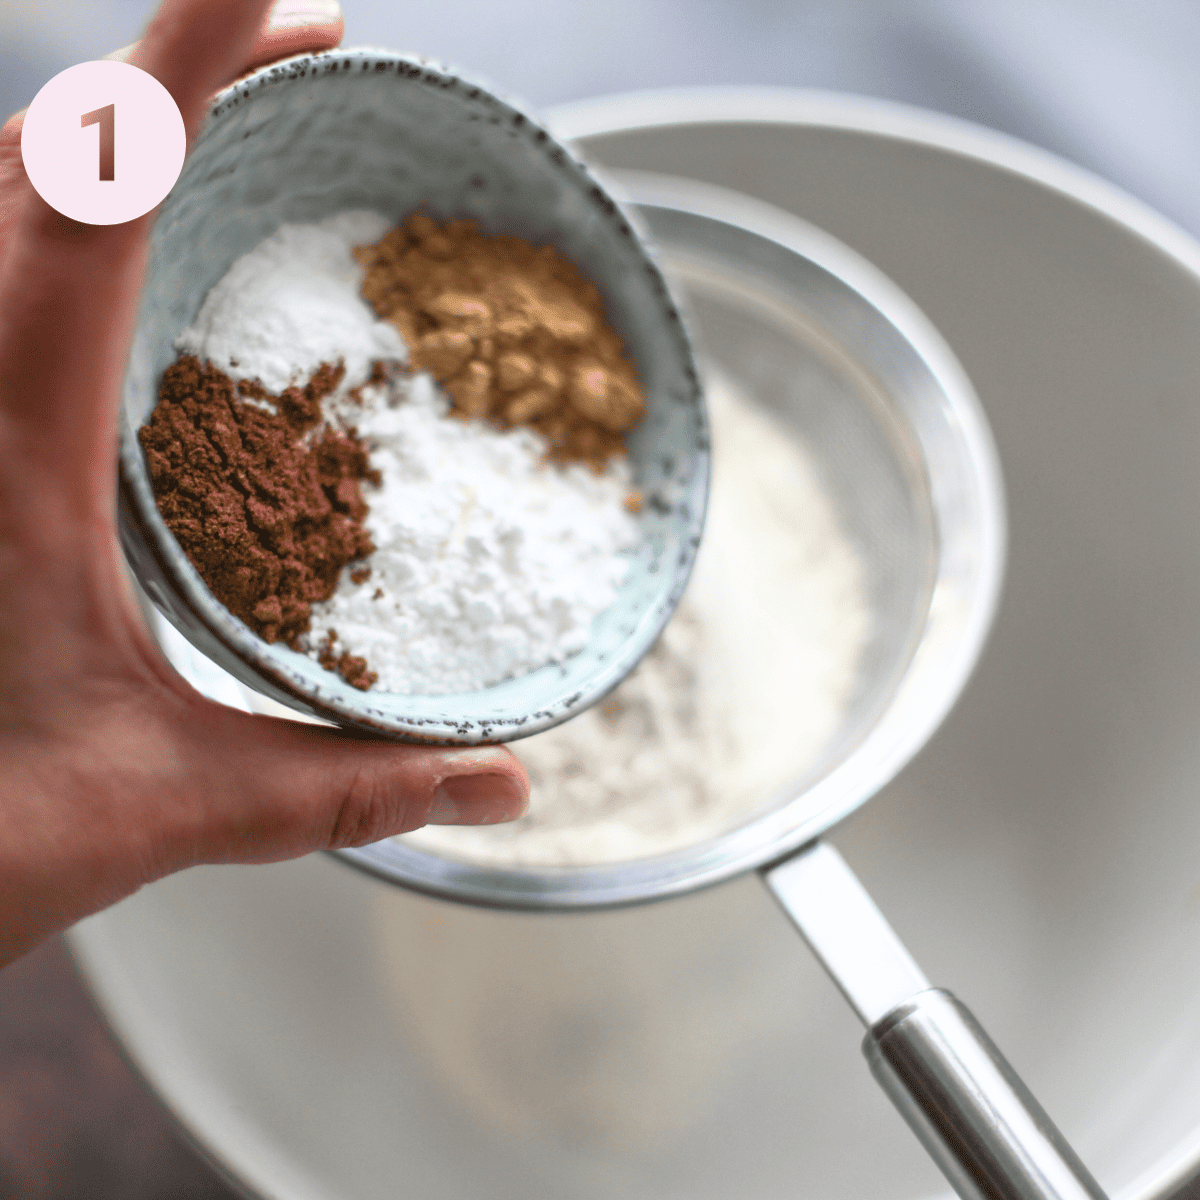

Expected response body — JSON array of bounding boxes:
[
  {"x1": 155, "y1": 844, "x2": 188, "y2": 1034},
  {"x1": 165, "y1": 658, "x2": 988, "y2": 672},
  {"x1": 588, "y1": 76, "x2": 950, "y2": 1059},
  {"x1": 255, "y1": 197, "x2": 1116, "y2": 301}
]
[{"x1": 335, "y1": 173, "x2": 1007, "y2": 910}]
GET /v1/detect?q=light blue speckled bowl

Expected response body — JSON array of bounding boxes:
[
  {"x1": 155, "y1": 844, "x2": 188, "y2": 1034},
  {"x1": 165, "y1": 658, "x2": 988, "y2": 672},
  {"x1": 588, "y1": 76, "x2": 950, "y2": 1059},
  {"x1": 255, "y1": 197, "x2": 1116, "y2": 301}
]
[{"x1": 118, "y1": 49, "x2": 707, "y2": 744}]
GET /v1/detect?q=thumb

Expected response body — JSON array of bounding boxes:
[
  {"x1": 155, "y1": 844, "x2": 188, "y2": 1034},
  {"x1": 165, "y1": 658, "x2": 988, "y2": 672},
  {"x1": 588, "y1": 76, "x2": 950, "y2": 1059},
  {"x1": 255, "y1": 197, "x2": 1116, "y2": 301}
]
[
  {"x1": 0, "y1": 0, "x2": 324, "y2": 501},
  {"x1": 153, "y1": 695, "x2": 530, "y2": 872}
]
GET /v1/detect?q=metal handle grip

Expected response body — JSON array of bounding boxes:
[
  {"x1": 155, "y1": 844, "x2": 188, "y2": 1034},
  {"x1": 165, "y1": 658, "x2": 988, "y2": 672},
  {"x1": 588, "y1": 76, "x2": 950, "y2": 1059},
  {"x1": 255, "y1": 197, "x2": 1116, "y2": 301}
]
[
  {"x1": 865, "y1": 988, "x2": 1105, "y2": 1200},
  {"x1": 763, "y1": 841, "x2": 1108, "y2": 1200}
]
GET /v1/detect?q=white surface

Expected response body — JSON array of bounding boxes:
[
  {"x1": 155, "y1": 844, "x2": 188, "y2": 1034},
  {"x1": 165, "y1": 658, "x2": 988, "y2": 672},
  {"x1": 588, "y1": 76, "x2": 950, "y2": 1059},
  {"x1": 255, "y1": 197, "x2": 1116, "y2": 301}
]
[{"x1": 69, "y1": 91, "x2": 1200, "y2": 1200}]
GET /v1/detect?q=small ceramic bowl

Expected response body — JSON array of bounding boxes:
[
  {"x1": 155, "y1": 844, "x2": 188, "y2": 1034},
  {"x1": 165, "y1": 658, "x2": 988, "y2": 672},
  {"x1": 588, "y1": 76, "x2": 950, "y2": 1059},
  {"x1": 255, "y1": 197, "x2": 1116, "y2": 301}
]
[{"x1": 117, "y1": 49, "x2": 707, "y2": 744}]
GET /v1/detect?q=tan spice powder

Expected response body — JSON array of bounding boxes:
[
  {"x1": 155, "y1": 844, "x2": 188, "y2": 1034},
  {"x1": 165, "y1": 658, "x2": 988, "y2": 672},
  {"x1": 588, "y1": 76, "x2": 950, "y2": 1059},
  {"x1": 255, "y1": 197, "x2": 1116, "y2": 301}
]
[
  {"x1": 354, "y1": 213, "x2": 646, "y2": 470},
  {"x1": 138, "y1": 355, "x2": 380, "y2": 690}
]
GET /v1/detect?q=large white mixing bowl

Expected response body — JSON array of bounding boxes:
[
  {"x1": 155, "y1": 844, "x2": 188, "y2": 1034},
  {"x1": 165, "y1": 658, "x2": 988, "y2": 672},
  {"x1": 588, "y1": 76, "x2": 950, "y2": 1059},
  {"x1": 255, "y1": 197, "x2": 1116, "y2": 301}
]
[{"x1": 69, "y1": 89, "x2": 1200, "y2": 1200}]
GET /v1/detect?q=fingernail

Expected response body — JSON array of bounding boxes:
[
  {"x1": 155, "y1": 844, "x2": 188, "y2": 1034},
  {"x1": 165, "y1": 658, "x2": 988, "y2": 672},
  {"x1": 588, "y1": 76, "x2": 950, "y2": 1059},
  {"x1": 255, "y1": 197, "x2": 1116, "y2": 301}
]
[
  {"x1": 268, "y1": 0, "x2": 342, "y2": 30},
  {"x1": 428, "y1": 774, "x2": 529, "y2": 826}
]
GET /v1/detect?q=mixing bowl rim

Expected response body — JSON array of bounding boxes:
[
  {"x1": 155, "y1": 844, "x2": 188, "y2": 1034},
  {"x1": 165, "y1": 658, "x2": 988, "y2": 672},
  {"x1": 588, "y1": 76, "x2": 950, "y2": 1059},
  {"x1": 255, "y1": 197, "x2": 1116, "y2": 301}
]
[
  {"x1": 540, "y1": 84, "x2": 1200, "y2": 1200},
  {"x1": 550, "y1": 83, "x2": 1200, "y2": 291}
]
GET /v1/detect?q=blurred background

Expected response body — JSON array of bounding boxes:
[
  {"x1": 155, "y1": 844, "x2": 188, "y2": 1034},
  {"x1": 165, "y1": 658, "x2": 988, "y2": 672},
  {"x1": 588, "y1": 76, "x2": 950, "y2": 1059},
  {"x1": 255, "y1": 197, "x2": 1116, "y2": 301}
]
[
  {"x1": 3, "y1": 0, "x2": 1199, "y2": 1196},
  {"x1": 6, "y1": 0, "x2": 1200, "y2": 235}
]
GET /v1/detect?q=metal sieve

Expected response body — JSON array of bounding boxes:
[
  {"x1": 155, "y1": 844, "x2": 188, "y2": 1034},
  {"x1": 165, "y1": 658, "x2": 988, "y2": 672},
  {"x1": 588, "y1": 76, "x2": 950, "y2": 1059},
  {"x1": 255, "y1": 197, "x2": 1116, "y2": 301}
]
[{"x1": 336, "y1": 174, "x2": 1105, "y2": 1200}]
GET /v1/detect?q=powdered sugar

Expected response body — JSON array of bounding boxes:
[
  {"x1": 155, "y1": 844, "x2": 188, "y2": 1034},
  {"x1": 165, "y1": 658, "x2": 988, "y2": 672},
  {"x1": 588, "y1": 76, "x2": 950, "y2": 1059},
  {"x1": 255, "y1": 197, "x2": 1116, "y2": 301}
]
[
  {"x1": 312, "y1": 374, "x2": 637, "y2": 693},
  {"x1": 176, "y1": 211, "x2": 407, "y2": 394},
  {"x1": 173, "y1": 211, "x2": 639, "y2": 694}
]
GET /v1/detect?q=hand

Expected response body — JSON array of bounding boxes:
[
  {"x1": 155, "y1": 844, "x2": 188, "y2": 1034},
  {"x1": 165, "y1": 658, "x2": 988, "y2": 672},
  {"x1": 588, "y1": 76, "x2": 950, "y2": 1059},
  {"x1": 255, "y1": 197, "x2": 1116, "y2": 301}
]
[{"x1": 0, "y1": 0, "x2": 530, "y2": 968}]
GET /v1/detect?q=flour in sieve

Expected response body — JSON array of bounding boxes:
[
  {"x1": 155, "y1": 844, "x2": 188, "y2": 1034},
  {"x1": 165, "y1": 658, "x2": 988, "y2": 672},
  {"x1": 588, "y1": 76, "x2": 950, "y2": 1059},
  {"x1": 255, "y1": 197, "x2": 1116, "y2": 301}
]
[
  {"x1": 403, "y1": 371, "x2": 872, "y2": 865},
  {"x1": 173, "y1": 210, "x2": 639, "y2": 693}
]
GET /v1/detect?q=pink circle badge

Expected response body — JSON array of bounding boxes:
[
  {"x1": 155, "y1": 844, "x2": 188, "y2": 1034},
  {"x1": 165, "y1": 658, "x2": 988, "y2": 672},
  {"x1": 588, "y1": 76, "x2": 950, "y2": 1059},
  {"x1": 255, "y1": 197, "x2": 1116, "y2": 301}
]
[{"x1": 21, "y1": 60, "x2": 186, "y2": 226}]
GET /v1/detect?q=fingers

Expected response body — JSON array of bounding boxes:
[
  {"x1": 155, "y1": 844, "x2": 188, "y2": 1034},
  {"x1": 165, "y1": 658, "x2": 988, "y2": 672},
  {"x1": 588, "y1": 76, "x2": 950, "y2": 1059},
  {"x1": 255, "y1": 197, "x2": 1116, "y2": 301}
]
[
  {"x1": 110, "y1": 3, "x2": 345, "y2": 84},
  {"x1": 0, "y1": 0, "x2": 343, "y2": 512},
  {"x1": 1, "y1": 0, "x2": 276, "y2": 224},
  {"x1": 0, "y1": 113, "x2": 28, "y2": 243},
  {"x1": 153, "y1": 696, "x2": 530, "y2": 872},
  {"x1": 0, "y1": 0, "x2": 344, "y2": 230},
  {"x1": 128, "y1": 0, "x2": 333, "y2": 134},
  {"x1": 0, "y1": 675, "x2": 526, "y2": 965},
  {"x1": 235, "y1": 0, "x2": 345, "y2": 76}
]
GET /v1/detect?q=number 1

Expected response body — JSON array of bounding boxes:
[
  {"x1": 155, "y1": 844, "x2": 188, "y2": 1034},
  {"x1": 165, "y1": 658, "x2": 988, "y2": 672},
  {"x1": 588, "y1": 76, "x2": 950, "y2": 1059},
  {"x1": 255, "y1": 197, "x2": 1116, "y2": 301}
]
[{"x1": 81, "y1": 103, "x2": 115, "y2": 181}]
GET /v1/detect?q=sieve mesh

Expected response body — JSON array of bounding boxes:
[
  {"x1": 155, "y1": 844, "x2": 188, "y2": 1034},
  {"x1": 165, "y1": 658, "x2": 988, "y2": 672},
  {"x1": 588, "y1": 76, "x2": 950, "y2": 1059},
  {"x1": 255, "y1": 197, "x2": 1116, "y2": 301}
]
[{"x1": 676, "y1": 260, "x2": 937, "y2": 813}]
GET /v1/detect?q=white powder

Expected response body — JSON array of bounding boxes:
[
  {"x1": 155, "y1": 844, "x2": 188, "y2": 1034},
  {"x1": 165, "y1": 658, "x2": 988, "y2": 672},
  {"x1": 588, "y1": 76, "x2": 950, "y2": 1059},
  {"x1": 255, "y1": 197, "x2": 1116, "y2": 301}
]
[
  {"x1": 176, "y1": 211, "x2": 407, "y2": 393},
  {"x1": 403, "y1": 372, "x2": 871, "y2": 866},
  {"x1": 174, "y1": 211, "x2": 638, "y2": 694},
  {"x1": 313, "y1": 375, "x2": 637, "y2": 693}
]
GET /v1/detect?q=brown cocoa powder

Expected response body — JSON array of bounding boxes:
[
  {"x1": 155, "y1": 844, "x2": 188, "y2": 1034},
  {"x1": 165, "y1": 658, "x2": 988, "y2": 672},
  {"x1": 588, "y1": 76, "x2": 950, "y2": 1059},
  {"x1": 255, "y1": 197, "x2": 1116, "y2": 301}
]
[
  {"x1": 316, "y1": 629, "x2": 376, "y2": 692},
  {"x1": 354, "y1": 213, "x2": 645, "y2": 470},
  {"x1": 138, "y1": 355, "x2": 380, "y2": 689}
]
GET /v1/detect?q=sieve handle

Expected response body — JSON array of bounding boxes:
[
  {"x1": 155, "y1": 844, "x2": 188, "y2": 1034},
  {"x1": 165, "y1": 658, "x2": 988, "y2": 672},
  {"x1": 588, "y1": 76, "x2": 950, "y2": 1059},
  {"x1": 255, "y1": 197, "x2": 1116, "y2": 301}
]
[{"x1": 763, "y1": 842, "x2": 1107, "y2": 1200}]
